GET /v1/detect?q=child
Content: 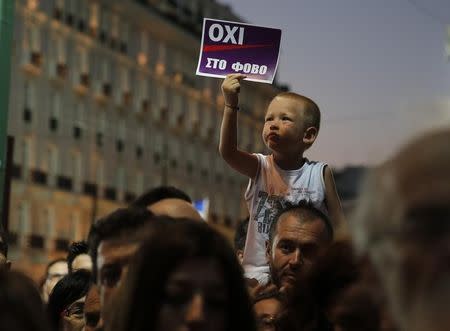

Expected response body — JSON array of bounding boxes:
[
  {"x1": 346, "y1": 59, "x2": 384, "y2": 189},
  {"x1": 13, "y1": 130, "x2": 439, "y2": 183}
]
[{"x1": 219, "y1": 74, "x2": 345, "y2": 285}]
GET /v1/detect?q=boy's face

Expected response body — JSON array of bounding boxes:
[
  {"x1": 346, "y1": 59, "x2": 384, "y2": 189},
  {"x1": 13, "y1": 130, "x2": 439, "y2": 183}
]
[{"x1": 262, "y1": 96, "x2": 307, "y2": 154}]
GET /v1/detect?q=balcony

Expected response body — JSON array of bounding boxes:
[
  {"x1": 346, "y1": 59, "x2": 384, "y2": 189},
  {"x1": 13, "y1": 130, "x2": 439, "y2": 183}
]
[
  {"x1": 57, "y1": 175, "x2": 73, "y2": 191},
  {"x1": 31, "y1": 169, "x2": 48, "y2": 185}
]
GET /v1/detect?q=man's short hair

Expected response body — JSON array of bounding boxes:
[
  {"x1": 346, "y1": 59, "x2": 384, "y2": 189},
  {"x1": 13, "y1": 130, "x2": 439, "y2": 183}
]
[
  {"x1": 87, "y1": 207, "x2": 153, "y2": 280},
  {"x1": 67, "y1": 241, "x2": 89, "y2": 273},
  {"x1": 276, "y1": 92, "x2": 321, "y2": 132},
  {"x1": 234, "y1": 217, "x2": 249, "y2": 251},
  {"x1": 131, "y1": 186, "x2": 192, "y2": 208},
  {"x1": 269, "y1": 201, "x2": 334, "y2": 243},
  {"x1": 253, "y1": 287, "x2": 285, "y2": 304}
]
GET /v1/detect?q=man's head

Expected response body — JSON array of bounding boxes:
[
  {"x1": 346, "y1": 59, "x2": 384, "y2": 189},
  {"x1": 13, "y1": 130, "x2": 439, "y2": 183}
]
[
  {"x1": 351, "y1": 129, "x2": 450, "y2": 331},
  {"x1": 234, "y1": 217, "x2": 249, "y2": 264},
  {"x1": 67, "y1": 241, "x2": 92, "y2": 273},
  {"x1": 131, "y1": 186, "x2": 202, "y2": 221},
  {"x1": 263, "y1": 92, "x2": 320, "y2": 155},
  {"x1": 41, "y1": 258, "x2": 69, "y2": 303},
  {"x1": 0, "y1": 230, "x2": 11, "y2": 270},
  {"x1": 266, "y1": 202, "x2": 333, "y2": 291},
  {"x1": 88, "y1": 207, "x2": 153, "y2": 316}
]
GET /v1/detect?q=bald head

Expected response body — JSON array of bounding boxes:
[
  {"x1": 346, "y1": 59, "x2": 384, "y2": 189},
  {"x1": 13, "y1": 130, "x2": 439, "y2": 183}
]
[{"x1": 149, "y1": 198, "x2": 203, "y2": 221}]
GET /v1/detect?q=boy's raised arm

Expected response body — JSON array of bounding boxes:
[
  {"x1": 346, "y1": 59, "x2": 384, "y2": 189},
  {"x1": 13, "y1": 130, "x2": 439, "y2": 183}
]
[{"x1": 219, "y1": 74, "x2": 258, "y2": 179}]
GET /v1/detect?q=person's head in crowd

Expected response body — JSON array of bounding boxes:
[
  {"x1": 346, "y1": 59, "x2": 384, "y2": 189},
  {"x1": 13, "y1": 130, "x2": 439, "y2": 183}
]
[
  {"x1": 87, "y1": 207, "x2": 153, "y2": 321},
  {"x1": 84, "y1": 284, "x2": 102, "y2": 331},
  {"x1": 42, "y1": 258, "x2": 69, "y2": 303},
  {"x1": 234, "y1": 217, "x2": 249, "y2": 264},
  {"x1": 107, "y1": 219, "x2": 256, "y2": 331},
  {"x1": 131, "y1": 186, "x2": 203, "y2": 221},
  {"x1": 279, "y1": 241, "x2": 381, "y2": 331},
  {"x1": 253, "y1": 288, "x2": 284, "y2": 331},
  {"x1": 266, "y1": 201, "x2": 333, "y2": 291},
  {"x1": 47, "y1": 269, "x2": 92, "y2": 331},
  {"x1": 350, "y1": 129, "x2": 450, "y2": 331},
  {"x1": 0, "y1": 269, "x2": 51, "y2": 331},
  {"x1": 0, "y1": 229, "x2": 11, "y2": 270},
  {"x1": 67, "y1": 241, "x2": 92, "y2": 273}
]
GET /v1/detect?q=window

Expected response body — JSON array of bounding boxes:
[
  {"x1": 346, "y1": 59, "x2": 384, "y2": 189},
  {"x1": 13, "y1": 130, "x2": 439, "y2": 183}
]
[
  {"x1": 97, "y1": 112, "x2": 106, "y2": 147},
  {"x1": 99, "y1": 7, "x2": 110, "y2": 43},
  {"x1": 72, "y1": 152, "x2": 82, "y2": 192},
  {"x1": 88, "y1": 2, "x2": 99, "y2": 36},
  {"x1": 48, "y1": 146, "x2": 59, "y2": 177},
  {"x1": 74, "y1": 102, "x2": 85, "y2": 139},
  {"x1": 117, "y1": 166, "x2": 126, "y2": 194},
  {"x1": 23, "y1": 81, "x2": 35, "y2": 123},
  {"x1": 17, "y1": 201, "x2": 30, "y2": 236},
  {"x1": 49, "y1": 90, "x2": 61, "y2": 131},
  {"x1": 23, "y1": 138, "x2": 35, "y2": 174},
  {"x1": 97, "y1": 158, "x2": 104, "y2": 189},
  {"x1": 71, "y1": 211, "x2": 81, "y2": 241},
  {"x1": 136, "y1": 172, "x2": 144, "y2": 195}
]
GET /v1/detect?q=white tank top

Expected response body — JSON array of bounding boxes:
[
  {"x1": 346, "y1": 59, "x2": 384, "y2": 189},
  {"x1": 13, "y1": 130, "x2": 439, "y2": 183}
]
[{"x1": 243, "y1": 153, "x2": 327, "y2": 283}]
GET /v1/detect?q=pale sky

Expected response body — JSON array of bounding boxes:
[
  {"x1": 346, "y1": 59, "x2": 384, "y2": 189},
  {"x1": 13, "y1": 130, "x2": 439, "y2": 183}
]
[{"x1": 218, "y1": 0, "x2": 450, "y2": 168}]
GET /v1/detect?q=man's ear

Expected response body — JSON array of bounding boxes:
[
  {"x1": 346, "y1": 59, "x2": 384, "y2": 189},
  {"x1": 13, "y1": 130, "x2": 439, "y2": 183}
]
[
  {"x1": 303, "y1": 126, "x2": 318, "y2": 146},
  {"x1": 265, "y1": 240, "x2": 271, "y2": 263}
]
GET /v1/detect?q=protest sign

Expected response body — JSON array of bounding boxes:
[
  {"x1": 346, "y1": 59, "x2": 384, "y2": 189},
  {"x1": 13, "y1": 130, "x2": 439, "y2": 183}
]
[{"x1": 196, "y1": 18, "x2": 282, "y2": 84}]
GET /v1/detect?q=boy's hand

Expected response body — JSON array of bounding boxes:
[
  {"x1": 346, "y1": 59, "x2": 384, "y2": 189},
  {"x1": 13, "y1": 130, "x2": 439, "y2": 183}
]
[{"x1": 221, "y1": 74, "x2": 246, "y2": 107}]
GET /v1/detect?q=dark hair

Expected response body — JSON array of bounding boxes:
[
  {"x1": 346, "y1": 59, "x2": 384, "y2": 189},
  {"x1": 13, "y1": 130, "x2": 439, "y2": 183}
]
[
  {"x1": 234, "y1": 217, "x2": 249, "y2": 251},
  {"x1": 276, "y1": 92, "x2": 321, "y2": 132},
  {"x1": 131, "y1": 186, "x2": 192, "y2": 208},
  {"x1": 47, "y1": 270, "x2": 92, "y2": 331},
  {"x1": 108, "y1": 219, "x2": 256, "y2": 331},
  {"x1": 67, "y1": 241, "x2": 89, "y2": 273},
  {"x1": 253, "y1": 287, "x2": 284, "y2": 304},
  {"x1": 269, "y1": 201, "x2": 334, "y2": 244},
  {"x1": 0, "y1": 270, "x2": 51, "y2": 331},
  {"x1": 87, "y1": 207, "x2": 153, "y2": 280},
  {"x1": 45, "y1": 258, "x2": 67, "y2": 276}
]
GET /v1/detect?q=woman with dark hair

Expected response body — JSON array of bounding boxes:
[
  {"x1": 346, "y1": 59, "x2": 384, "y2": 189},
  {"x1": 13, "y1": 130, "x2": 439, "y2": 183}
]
[
  {"x1": 107, "y1": 218, "x2": 257, "y2": 331},
  {"x1": 47, "y1": 269, "x2": 92, "y2": 331},
  {"x1": 0, "y1": 269, "x2": 51, "y2": 331}
]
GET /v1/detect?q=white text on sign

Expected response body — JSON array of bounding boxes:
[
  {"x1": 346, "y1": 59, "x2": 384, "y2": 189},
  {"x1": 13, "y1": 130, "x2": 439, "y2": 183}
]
[
  {"x1": 208, "y1": 23, "x2": 245, "y2": 45},
  {"x1": 206, "y1": 57, "x2": 268, "y2": 75}
]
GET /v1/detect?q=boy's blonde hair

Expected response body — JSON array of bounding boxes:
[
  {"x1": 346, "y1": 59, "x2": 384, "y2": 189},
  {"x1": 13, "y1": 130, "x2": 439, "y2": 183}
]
[{"x1": 276, "y1": 92, "x2": 321, "y2": 132}]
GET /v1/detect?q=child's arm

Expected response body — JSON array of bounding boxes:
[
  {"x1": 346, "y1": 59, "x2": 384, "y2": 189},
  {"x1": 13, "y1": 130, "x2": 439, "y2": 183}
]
[
  {"x1": 219, "y1": 74, "x2": 258, "y2": 179},
  {"x1": 323, "y1": 166, "x2": 347, "y2": 234}
]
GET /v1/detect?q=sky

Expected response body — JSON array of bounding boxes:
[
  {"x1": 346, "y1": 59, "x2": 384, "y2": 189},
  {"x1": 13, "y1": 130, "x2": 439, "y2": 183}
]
[{"x1": 217, "y1": 0, "x2": 450, "y2": 168}]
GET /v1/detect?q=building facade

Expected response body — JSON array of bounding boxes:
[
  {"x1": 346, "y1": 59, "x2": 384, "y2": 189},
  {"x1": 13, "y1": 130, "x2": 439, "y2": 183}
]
[{"x1": 7, "y1": 0, "x2": 285, "y2": 275}]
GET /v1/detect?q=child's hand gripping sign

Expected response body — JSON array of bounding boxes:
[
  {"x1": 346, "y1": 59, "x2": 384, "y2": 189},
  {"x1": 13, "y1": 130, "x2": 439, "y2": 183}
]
[{"x1": 196, "y1": 18, "x2": 282, "y2": 84}]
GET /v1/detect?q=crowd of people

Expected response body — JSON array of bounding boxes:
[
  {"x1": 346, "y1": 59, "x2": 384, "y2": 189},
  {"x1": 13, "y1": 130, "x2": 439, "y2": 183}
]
[{"x1": 0, "y1": 76, "x2": 448, "y2": 331}]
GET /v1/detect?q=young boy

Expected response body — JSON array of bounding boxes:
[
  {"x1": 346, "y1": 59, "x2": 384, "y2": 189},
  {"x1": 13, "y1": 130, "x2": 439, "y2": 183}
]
[{"x1": 219, "y1": 74, "x2": 345, "y2": 285}]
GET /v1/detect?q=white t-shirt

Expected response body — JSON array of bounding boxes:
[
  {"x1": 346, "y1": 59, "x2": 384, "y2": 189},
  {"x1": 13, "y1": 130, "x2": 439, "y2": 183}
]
[{"x1": 243, "y1": 153, "x2": 327, "y2": 284}]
